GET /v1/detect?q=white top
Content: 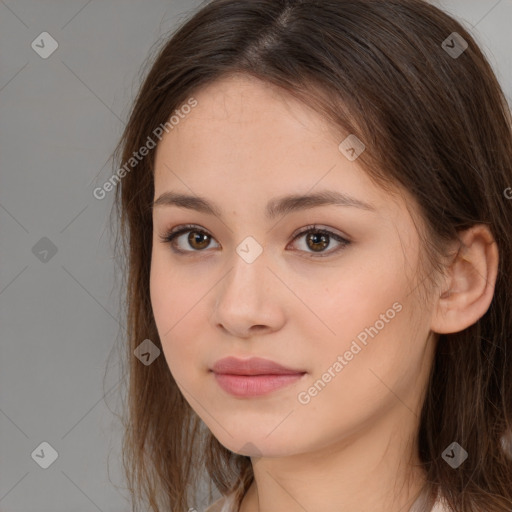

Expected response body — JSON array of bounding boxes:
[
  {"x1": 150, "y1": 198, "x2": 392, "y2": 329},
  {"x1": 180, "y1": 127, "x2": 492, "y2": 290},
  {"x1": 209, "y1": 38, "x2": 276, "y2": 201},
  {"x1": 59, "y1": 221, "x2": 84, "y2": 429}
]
[
  {"x1": 204, "y1": 489, "x2": 451, "y2": 512},
  {"x1": 204, "y1": 492, "x2": 237, "y2": 512}
]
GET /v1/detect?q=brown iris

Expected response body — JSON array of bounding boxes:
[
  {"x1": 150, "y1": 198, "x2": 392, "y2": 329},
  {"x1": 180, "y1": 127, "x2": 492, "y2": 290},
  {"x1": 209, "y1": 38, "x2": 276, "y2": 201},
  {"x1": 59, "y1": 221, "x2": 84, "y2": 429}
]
[
  {"x1": 188, "y1": 231, "x2": 211, "y2": 250},
  {"x1": 305, "y1": 232, "x2": 329, "y2": 252}
]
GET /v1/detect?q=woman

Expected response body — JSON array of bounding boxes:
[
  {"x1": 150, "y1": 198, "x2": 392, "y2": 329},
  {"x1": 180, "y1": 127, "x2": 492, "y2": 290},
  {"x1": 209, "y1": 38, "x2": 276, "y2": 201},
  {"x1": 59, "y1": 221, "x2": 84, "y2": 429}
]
[{"x1": 111, "y1": 0, "x2": 512, "y2": 510}]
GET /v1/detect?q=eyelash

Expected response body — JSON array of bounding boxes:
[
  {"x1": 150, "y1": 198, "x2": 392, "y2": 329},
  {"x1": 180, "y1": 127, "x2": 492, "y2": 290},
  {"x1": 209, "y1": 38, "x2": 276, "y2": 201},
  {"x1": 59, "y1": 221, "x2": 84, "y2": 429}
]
[{"x1": 158, "y1": 224, "x2": 351, "y2": 258}]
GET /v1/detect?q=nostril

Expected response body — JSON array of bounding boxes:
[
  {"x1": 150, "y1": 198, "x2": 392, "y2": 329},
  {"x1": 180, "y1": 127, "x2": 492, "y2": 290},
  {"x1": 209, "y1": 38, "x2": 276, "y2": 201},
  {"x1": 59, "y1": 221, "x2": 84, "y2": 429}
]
[{"x1": 252, "y1": 325, "x2": 266, "y2": 331}]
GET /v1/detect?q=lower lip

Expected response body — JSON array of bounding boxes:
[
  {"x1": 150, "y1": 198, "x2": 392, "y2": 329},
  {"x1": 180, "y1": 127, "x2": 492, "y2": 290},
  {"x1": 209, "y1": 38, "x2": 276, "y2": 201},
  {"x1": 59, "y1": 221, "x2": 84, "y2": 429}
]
[{"x1": 213, "y1": 372, "x2": 306, "y2": 397}]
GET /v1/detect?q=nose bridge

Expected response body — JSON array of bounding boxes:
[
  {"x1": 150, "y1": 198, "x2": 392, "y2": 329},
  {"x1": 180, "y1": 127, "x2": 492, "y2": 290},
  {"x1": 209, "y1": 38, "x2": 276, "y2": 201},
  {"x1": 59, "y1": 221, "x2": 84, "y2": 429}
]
[
  {"x1": 212, "y1": 238, "x2": 281, "y2": 335},
  {"x1": 220, "y1": 239, "x2": 269, "y2": 306}
]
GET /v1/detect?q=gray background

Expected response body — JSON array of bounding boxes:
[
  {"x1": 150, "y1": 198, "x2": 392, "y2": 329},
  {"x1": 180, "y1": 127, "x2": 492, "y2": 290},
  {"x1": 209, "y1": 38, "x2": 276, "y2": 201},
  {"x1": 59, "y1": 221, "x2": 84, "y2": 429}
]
[{"x1": 1, "y1": 1, "x2": 511, "y2": 511}]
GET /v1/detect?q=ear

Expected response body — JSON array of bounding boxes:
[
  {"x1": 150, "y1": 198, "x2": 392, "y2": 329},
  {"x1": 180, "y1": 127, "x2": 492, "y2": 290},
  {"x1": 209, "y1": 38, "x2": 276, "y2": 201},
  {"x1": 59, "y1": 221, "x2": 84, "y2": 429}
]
[{"x1": 430, "y1": 224, "x2": 499, "y2": 335}]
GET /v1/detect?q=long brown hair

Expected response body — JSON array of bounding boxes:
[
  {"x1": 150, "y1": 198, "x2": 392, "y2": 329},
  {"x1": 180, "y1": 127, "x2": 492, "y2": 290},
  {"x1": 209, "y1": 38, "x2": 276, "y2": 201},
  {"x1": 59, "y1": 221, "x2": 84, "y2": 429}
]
[{"x1": 108, "y1": 0, "x2": 512, "y2": 510}]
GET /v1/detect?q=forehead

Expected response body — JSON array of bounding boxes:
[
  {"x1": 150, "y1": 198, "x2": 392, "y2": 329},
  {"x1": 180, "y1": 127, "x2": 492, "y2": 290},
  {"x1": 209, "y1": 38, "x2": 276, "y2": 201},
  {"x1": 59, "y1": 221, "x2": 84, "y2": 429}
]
[
  {"x1": 186, "y1": 73, "x2": 323, "y2": 123},
  {"x1": 157, "y1": 75, "x2": 337, "y2": 158},
  {"x1": 152, "y1": 74, "x2": 414, "y2": 225},
  {"x1": 155, "y1": 76, "x2": 371, "y2": 188}
]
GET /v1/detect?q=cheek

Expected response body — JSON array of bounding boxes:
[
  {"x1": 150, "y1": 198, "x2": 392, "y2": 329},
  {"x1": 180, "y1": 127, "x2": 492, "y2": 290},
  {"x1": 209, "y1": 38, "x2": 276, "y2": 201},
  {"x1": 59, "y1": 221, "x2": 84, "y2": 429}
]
[
  {"x1": 149, "y1": 249, "x2": 196, "y2": 332},
  {"x1": 149, "y1": 252, "x2": 211, "y2": 381},
  {"x1": 293, "y1": 288, "x2": 420, "y2": 444},
  {"x1": 305, "y1": 279, "x2": 425, "y2": 422},
  {"x1": 305, "y1": 246, "x2": 419, "y2": 386},
  {"x1": 149, "y1": 260, "x2": 216, "y2": 425},
  {"x1": 315, "y1": 255, "x2": 407, "y2": 338}
]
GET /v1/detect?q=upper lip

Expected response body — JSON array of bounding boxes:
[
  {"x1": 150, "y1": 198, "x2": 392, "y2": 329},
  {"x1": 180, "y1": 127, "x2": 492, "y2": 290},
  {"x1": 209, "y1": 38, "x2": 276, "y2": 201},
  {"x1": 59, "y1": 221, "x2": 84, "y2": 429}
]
[{"x1": 211, "y1": 356, "x2": 306, "y2": 376}]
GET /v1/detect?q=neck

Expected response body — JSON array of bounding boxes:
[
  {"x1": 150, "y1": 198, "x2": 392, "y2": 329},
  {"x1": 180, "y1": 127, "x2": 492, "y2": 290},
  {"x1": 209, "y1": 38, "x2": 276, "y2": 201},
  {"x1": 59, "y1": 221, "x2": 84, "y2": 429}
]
[{"x1": 239, "y1": 403, "x2": 429, "y2": 512}]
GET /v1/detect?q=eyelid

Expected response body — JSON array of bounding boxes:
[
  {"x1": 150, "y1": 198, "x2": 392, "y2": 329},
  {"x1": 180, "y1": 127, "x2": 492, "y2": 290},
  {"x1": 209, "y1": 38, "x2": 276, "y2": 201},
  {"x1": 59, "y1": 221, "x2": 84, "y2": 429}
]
[
  {"x1": 289, "y1": 223, "x2": 348, "y2": 241},
  {"x1": 288, "y1": 224, "x2": 351, "y2": 258}
]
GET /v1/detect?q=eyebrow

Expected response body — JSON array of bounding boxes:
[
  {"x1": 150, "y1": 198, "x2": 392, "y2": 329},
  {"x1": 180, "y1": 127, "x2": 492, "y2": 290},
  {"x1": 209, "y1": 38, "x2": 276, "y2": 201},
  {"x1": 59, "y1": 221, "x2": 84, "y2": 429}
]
[{"x1": 151, "y1": 190, "x2": 376, "y2": 219}]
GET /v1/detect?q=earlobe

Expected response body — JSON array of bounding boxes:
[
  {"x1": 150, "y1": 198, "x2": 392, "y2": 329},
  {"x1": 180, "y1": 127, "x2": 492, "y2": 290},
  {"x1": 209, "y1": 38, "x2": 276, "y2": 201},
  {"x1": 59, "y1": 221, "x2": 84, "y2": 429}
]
[{"x1": 430, "y1": 224, "x2": 499, "y2": 335}]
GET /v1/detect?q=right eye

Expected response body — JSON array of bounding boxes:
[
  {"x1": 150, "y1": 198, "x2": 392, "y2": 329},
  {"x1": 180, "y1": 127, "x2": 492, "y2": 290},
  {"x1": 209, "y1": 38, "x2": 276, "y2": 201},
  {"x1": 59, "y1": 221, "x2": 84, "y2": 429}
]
[{"x1": 158, "y1": 224, "x2": 221, "y2": 254}]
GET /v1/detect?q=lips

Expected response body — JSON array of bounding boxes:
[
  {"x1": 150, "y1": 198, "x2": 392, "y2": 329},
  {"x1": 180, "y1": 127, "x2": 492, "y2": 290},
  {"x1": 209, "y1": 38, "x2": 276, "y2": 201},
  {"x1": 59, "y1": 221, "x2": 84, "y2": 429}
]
[
  {"x1": 210, "y1": 357, "x2": 306, "y2": 397},
  {"x1": 211, "y1": 356, "x2": 305, "y2": 376}
]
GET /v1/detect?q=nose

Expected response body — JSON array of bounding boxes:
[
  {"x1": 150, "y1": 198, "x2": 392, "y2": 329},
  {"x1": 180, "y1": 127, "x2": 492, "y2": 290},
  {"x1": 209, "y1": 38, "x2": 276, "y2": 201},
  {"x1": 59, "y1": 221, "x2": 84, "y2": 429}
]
[{"x1": 211, "y1": 248, "x2": 286, "y2": 339}]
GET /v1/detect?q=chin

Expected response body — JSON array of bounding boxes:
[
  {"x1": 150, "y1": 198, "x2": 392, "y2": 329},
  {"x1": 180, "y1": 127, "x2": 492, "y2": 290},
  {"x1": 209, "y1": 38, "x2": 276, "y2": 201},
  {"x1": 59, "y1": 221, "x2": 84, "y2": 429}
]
[{"x1": 209, "y1": 428, "x2": 306, "y2": 459}]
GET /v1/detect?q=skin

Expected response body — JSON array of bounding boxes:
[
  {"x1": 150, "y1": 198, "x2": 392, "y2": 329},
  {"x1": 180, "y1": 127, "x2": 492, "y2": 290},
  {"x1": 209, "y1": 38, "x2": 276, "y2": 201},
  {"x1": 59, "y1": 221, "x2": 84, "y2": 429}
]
[{"x1": 149, "y1": 74, "x2": 499, "y2": 512}]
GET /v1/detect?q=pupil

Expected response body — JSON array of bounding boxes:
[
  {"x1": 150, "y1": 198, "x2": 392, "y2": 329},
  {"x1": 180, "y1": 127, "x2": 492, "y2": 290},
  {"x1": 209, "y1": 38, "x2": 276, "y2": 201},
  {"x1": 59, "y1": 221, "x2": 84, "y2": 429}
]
[{"x1": 308, "y1": 232, "x2": 328, "y2": 252}]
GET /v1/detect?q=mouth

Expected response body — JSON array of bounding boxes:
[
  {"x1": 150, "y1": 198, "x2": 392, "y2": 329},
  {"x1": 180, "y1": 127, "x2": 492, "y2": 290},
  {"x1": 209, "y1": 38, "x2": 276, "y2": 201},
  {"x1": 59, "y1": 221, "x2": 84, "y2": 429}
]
[
  {"x1": 210, "y1": 356, "x2": 307, "y2": 397},
  {"x1": 211, "y1": 356, "x2": 305, "y2": 375},
  {"x1": 212, "y1": 373, "x2": 307, "y2": 397}
]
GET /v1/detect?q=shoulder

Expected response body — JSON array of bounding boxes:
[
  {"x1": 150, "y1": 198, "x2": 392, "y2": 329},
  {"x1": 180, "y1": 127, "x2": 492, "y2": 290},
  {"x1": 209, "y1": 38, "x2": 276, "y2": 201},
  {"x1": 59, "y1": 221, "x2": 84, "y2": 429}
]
[
  {"x1": 204, "y1": 496, "x2": 224, "y2": 512},
  {"x1": 204, "y1": 498, "x2": 222, "y2": 512}
]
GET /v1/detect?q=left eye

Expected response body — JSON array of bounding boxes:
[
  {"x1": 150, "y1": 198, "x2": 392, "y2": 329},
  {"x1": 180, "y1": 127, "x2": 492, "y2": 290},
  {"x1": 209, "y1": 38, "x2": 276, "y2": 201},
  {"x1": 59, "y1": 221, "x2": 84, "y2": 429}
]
[
  {"x1": 159, "y1": 224, "x2": 351, "y2": 257},
  {"x1": 159, "y1": 225, "x2": 221, "y2": 253},
  {"x1": 291, "y1": 225, "x2": 351, "y2": 257}
]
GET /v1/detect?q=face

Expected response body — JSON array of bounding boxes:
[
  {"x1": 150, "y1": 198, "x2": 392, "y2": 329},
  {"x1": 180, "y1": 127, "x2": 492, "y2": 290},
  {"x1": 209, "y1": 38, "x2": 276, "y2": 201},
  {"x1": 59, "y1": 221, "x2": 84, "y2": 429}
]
[{"x1": 150, "y1": 74, "x2": 437, "y2": 458}]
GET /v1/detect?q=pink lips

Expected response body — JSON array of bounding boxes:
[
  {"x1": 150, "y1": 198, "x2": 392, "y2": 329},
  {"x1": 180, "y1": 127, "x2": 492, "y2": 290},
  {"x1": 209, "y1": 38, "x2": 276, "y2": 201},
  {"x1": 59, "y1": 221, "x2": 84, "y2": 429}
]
[{"x1": 211, "y1": 356, "x2": 306, "y2": 397}]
